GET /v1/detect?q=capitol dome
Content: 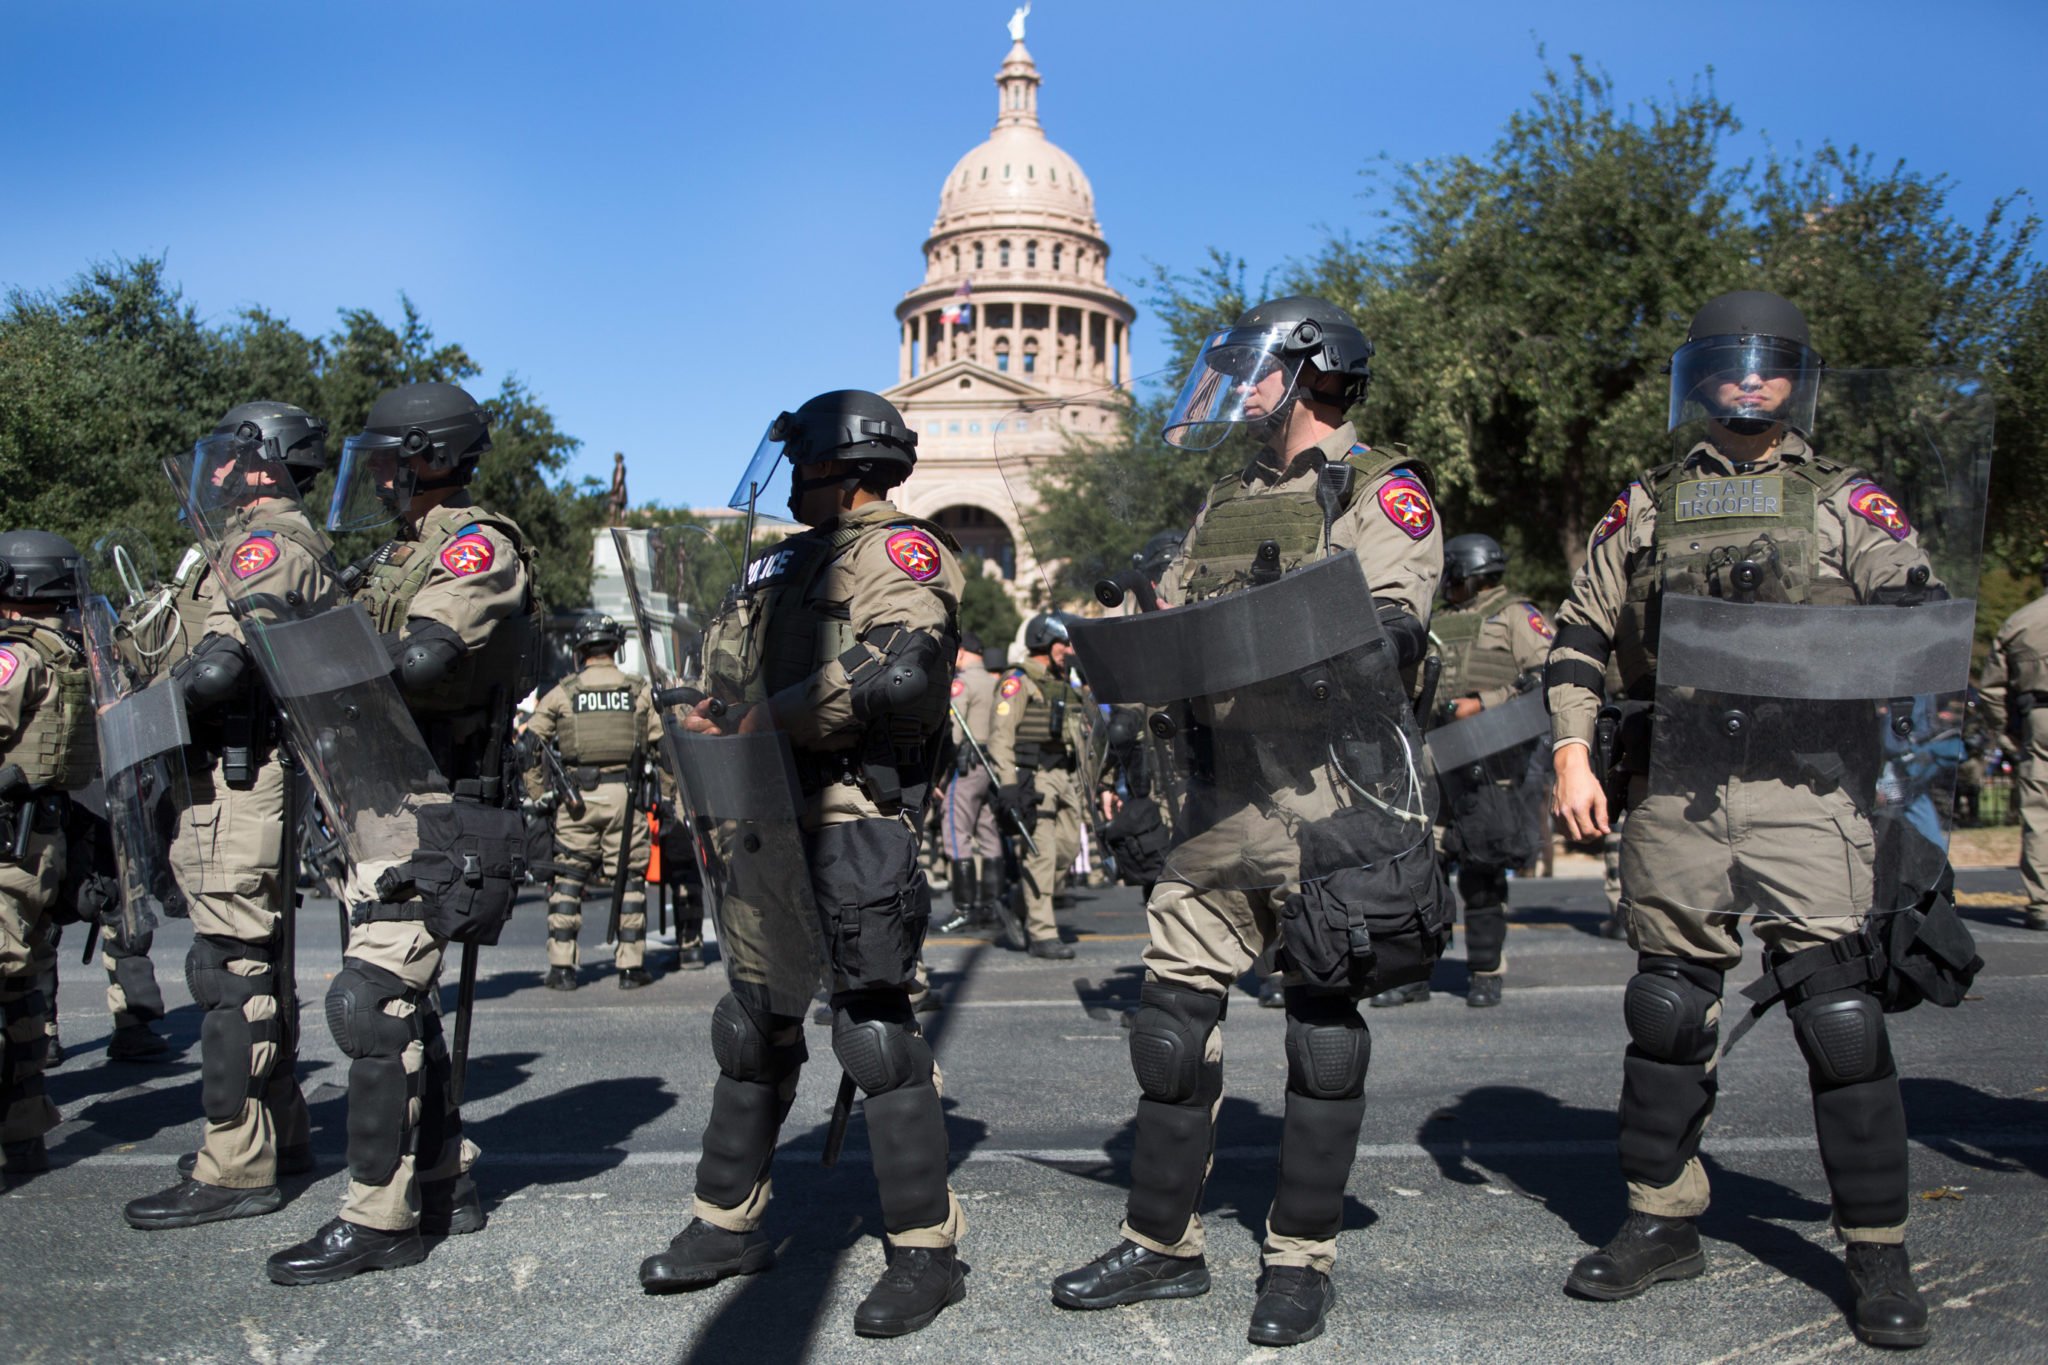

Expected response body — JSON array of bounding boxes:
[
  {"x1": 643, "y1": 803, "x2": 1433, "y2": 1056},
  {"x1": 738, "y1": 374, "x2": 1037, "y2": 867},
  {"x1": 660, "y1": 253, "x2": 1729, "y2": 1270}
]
[{"x1": 933, "y1": 43, "x2": 1101, "y2": 237}]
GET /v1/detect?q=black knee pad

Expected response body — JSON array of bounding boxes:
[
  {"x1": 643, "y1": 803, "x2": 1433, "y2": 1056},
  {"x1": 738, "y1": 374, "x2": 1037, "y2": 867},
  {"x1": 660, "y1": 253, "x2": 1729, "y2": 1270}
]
[
  {"x1": 547, "y1": 923, "x2": 580, "y2": 942},
  {"x1": 1462, "y1": 906, "x2": 1507, "y2": 973},
  {"x1": 831, "y1": 991, "x2": 932, "y2": 1097},
  {"x1": 616, "y1": 924, "x2": 645, "y2": 944},
  {"x1": 1128, "y1": 981, "x2": 1225, "y2": 1105},
  {"x1": 1283, "y1": 991, "x2": 1371, "y2": 1101},
  {"x1": 345, "y1": 1054, "x2": 411, "y2": 1186},
  {"x1": 324, "y1": 962, "x2": 419, "y2": 1060},
  {"x1": 1623, "y1": 957, "x2": 1723, "y2": 1064},
  {"x1": 710, "y1": 992, "x2": 806, "y2": 1082},
  {"x1": 1791, "y1": 988, "x2": 1893, "y2": 1087}
]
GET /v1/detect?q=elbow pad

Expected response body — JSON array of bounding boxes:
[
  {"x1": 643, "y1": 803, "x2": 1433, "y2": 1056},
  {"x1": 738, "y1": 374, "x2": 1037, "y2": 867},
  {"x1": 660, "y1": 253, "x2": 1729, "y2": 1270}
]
[
  {"x1": 844, "y1": 625, "x2": 946, "y2": 722},
  {"x1": 394, "y1": 620, "x2": 467, "y2": 695},
  {"x1": 1373, "y1": 600, "x2": 1427, "y2": 669},
  {"x1": 172, "y1": 631, "x2": 250, "y2": 712}
]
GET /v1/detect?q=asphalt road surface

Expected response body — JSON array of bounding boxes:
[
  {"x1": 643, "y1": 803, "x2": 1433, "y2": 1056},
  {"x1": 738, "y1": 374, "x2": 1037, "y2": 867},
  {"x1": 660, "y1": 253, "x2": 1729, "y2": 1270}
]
[{"x1": 4, "y1": 868, "x2": 2043, "y2": 1364}]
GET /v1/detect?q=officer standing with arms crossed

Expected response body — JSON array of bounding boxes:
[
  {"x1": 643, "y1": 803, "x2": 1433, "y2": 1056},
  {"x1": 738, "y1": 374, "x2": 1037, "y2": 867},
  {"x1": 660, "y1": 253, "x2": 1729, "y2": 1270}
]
[
  {"x1": 939, "y1": 630, "x2": 1002, "y2": 935},
  {"x1": 122, "y1": 403, "x2": 330, "y2": 1228},
  {"x1": 1050, "y1": 296, "x2": 1444, "y2": 1346},
  {"x1": 266, "y1": 380, "x2": 537, "y2": 1283},
  {"x1": 990, "y1": 613, "x2": 1082, "y2": 959},
  {"x1": 0, "y1": 531, "x2": 98, "y2": 1179},
  {"x1": 1978, "y1": 577, "x2": 2048, "y2": 930},
  {"x1": 1378, "y1": 532, "x2": 1553, "y2": 1008},
  {"x1": 1548, "y1": 291, "x2": 1979, "y2": 1348},
  {"x1": 524, "y1": 612, "x2": 664, "y2": 989},
  {"x1": 636, "y1": 390, "x2": 969, "y2": 1337}
]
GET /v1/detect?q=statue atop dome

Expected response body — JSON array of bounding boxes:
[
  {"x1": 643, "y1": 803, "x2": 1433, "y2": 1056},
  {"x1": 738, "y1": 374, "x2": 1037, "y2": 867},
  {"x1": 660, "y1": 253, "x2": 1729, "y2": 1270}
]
[{"x1": 1008, "y1": 3, "x2": 1030, "y2": 44}]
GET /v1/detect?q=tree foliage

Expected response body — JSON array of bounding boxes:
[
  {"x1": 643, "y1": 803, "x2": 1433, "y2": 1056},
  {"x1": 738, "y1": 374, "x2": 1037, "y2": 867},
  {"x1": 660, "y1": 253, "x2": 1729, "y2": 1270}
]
[
  {"x1": 1027, "y1": 57, "x2": 2043, "y2": 615},
  {"x1": 0, "y1": 259, "x2": 606, "y2": 608}
]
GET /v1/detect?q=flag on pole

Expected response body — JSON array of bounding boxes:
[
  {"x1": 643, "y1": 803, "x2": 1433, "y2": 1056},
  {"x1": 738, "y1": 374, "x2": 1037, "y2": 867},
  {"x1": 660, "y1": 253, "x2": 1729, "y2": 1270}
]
[{"x1": 941, "y1": 280, "x2": 973, "y2": 328}]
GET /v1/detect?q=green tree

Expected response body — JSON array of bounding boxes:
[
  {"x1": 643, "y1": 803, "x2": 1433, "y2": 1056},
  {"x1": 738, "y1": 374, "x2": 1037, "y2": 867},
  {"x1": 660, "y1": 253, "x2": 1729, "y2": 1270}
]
[{"x1": 958, "y1": 555, "x2": 1022, "y2": 647}]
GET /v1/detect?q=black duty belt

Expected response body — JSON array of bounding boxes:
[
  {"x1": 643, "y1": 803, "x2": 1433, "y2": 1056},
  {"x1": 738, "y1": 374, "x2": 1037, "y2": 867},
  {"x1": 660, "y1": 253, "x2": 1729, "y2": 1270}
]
[
  {"x1": 793, "y1": 749, "x2": 859, "y2": 796},
  {"x1": 570, "y1": 763, "x2": 632, "y2": 789}
]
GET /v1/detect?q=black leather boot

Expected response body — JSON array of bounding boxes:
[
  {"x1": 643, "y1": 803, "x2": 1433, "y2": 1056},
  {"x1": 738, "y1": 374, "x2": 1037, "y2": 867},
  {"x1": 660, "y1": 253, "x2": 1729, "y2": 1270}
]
[
  {"x1": 1846, "y1": 1242, "x2": 1931, "y2": 1348},
  {"x1": 618, "y1": 966, "x2": 655, "y2": 990},
  {"x1": 125, "y1": 1178, "x2": 283, "y2": 1230},
  {"x1": 1369, "y1": 980, "x2": 1430, "y2": 1008},
  {"x1": 1051, "y1": 1238, "x2": 1210, "y2": 1309},
  {"x1": 421, "y1": 1173, "x2": 486, "y2": 1236},
  {"x1": 1248, "y1": 1264, "x2": 1335, "y2": 1346},
  {"x1": 545, "y1": 965, "x2": 579, "y2": 991},
  {"x1": 266, "y1": 1217, "x2": 425, "y2": 1285},
  {"x1": 1565, "y1": 1211, "x2": 1705, "y2": 1299},
  {"x1": 638, "y1": 1217, "x2": 775, "y2": 1292},
  {"x1": 853, "y1": 1245, "x2": 966, "y2": 1338},
  {"x1": 936, "y1": 860, "x2": 974, "y2": 933},
  {"x1": 1468, "y1": 974, "x2": 1503, "y2": 1008}
]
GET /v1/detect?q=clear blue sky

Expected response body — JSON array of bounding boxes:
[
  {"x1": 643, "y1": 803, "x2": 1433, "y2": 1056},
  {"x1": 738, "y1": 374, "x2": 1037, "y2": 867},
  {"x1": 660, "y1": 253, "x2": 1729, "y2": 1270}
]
[{"x1": 5, "y1": 1, "x2": 2040, "y2": 510}]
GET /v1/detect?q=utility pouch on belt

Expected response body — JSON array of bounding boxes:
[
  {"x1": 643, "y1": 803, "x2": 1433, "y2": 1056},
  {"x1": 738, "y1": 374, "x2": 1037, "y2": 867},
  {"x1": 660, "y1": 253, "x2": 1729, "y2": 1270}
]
[
  {"x1": 370, "y1": 800, "x2": 528, "y2": 944},
  {"x1": 1102, "y1": 795, "x2": 1170, "y2": 884},
  {"x1": 1278, "y1": 811, "x2": 1450, "y2": 999},
  {"x1": 0, "y1": 763, "x2": 28, "y2": 865},
  {"x1": 808, "y1": 818, "x2": 928, "y2": 989}
]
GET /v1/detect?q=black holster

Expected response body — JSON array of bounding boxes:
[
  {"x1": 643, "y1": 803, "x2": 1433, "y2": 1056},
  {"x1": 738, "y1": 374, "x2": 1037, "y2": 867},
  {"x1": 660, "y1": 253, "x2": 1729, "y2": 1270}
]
[{"x1": 367, "y1": 798, "x2": 528, "y2": 944}]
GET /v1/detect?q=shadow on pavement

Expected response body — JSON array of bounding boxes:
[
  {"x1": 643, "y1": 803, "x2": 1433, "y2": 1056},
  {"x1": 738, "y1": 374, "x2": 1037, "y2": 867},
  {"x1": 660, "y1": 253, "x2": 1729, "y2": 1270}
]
[
  {"x1": 1903, "y1": 1077, "x2": 2048, "y2": 1178},
  {"x1": 467, "y1": 1074, "x2": 676, "y2": 1197}
]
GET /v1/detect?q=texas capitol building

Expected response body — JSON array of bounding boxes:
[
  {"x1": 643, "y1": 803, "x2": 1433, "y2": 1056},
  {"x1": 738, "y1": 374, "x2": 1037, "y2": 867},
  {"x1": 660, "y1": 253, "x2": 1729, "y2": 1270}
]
[{"x1": 882, "y1": 21, "x2": 1136, "y2": 590}]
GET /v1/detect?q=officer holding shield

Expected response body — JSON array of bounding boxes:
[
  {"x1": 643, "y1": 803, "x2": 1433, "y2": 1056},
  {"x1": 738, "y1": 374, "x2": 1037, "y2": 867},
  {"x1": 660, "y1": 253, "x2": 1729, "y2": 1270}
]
[
  {"x1": 1051, "y1": 296, "x2": 1444, "y2": 1347},
  {"x1": 636, "y1": 390, "x2": 969, "y2": 1338},
  {"x1": 989, "y1": 613, "x2": 1084, "y2": 958},
  {"x1": 1548, "y1": 291, "x2": 1981, "y2": 1348},
  {"x1": 122, "y1": 402, "x2": 328, "y2": 1230}
]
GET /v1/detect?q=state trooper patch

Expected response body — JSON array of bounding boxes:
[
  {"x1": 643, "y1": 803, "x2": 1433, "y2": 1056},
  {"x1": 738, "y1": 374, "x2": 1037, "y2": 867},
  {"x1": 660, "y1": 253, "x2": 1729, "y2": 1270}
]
[
  {"x1": 950, "y1": 678, "x2": 965, "y2": 698},
  {"x1": 999, "y1": 675, "x2": 1024, "y2": 699},
  {"x1": 441, "y1": 532, "x2": 496, "y2": 577},
  {"x1": 1525, "y1": 603, "x2": 1554, "y2": 639},
  {"x1": 1592, "y1": 488, "x2": 1631, "y2": 547},
  {"x1": 230, "y1": 536, "x2": 278, "y2": 579},
  {"x1": 886, "y1": 529, "x2": 942, "y2": 582},
  {"x1": 1377, "y1": 477, "x2": 1435, "y2": 540},
  {"x1": 0, "y1": 647, "x2": 17, "y2": 689},
  {"x1": 1849, "y1": 483, "x2": 1911, "y2": 541}
]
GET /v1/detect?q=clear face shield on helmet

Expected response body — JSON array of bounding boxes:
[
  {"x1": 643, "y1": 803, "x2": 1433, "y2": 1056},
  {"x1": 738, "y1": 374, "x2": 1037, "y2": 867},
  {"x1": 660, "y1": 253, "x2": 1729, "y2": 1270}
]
[
  {"x1": 164, "y1": 433, "x2": 306, "y2": 547},
  {"x1": 326, "y1": 433, "x2": 411, "y2": 533},
  {"x1": 1667, "y1": 334, "x2": 1824, "y2": 437},
  {"x1": 1161, "y1": 325, "x2": 1306, "y2": 451}
]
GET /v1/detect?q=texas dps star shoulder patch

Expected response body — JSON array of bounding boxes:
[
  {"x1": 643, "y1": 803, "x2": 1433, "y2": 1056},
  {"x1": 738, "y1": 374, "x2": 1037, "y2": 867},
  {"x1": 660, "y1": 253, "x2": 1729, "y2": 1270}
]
[
  {"x1": 1525, "y1": 603, "x2": 1554, "y2": 640},
  {"x1": 0, "y1": 647, "x2": 17, "y2": 689},
  {"x1": 1592, "y1": 487, "x2": 1632, "y2": 547},
  {"x1": 440, "y1": 529, "x2": 496, "y2": 577},
  {"x1": 1849, "y1": 483, "x2": 1911, "y2": 541},
  {"x1": 1376, "y1": 476, "x2": 1435, "y2": 540},
  {"x1": 885, "y1": 528, "x2": 942, "y2": 582},
  {"x1": 999, "y1": 674, "x2": 1024, "y2": 700},
  {"x1": 229, "y1": 535, "x2": 279, "y2": 579},
  {"x1": 950, "y1": 678, "x2": 965, "y2": 699}
]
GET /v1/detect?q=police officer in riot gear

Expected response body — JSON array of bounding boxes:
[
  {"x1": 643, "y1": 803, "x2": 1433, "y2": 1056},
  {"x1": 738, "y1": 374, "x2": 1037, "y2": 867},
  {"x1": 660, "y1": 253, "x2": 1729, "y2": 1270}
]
[
  {"x1": 1379, "y1": 533, "x2": 1552, "y2": 1009},
  {"x1": 266, "y1": 381, "x2": 538, "y2": 1283},
  {"x1": 0, "y1": 531, "x2": 97, "y2": 1177},
  {"x1": 1052, "y1": 295, "x2": 1445, "y2": 1347},
  {"x1": 523, "y1": 612, "x2": 664, "y2": 989},
  {"x1": 123, "y1": 401, "x2": 329, "y2": 1229},
  {"x1": 1549, "y1": 290, "x2": 1980, "y2": 1348},
  {"x1": 637, "y1": 389, "x2": 970, "y2": 1338},
  {"x1": 939, "y1": 630, "x2": 1003, "y2": 935},
  {"x1": 990, "y1": 612, "x2": 1084, "y2": 958}
]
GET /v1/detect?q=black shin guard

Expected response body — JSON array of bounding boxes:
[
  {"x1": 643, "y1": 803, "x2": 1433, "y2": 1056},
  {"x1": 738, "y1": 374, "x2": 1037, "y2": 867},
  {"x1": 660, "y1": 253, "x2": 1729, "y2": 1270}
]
[
  {"x1": 696, "y1": 1075, "x2": 791, "y2": 1209},
  {"x1": 1792, "y1": 988, "x2": 1907, "y2": 1231},
  {"x1": 862, "y1": 1080, "x2": 951, "y2": 1234},
  {"x1": 1618, "y1": 1052, "x2": 1718, "y2": 1188},
  {"x1": 1126, "y1": 1097, "x2": 1216, "y2": 1246},
  {"x1": 1270, "y1": 1091, "x2": 1368, "y2": 1241}
]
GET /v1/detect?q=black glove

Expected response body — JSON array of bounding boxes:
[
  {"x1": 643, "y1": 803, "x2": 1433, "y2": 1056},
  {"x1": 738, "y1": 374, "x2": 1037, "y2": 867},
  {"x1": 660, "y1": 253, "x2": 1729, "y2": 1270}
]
[
  {"x1": 655, "y1": 797, "x2": 678, "y2": 823},
  {"x1": 997, "y1": 783, "x2": 1037, "y2": 825}
]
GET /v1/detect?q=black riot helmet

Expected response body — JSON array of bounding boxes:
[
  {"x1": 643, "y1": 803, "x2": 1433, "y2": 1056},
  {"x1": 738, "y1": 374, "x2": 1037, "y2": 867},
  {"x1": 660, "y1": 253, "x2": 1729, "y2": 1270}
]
[
  {"x1": 1023, "y1": 611, "x2": 1071, "y2": 653},
  {"x1": 731, "y1": 389, "x2": 918, "y2": 521},
  {"x1": 572, "y1": 613, "x2": 627, "y2": 656},
  {"x1": 1443, "y1": 533, "x2": 1508, "y2": 586},
  {"x1": 214, "y1": 401, "x2": 329, "y2": 487},
  {"x1": 329, "y1": 382, "x2": 494, "y2": 531},
  {"x1": 0, "y1": 530, "x2": 85, "y2": 605},
  {"x1": 1668, "y1": 290, "x2": 1823, "y2": 438},
  {"x1": 1162, "y1": 295, "x2": 1375, "y2": 450}
]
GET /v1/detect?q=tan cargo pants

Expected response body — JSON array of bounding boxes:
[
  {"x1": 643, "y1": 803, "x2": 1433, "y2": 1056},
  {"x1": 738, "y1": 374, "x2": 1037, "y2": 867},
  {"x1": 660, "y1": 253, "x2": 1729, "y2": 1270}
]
[
  {"x1": 0, "y1": 827, "x2": 63, "y2": 1145},
  {"x1": 546, "y1": 777, "x2": 650, "y2": 970},
  {"x1": 1018, "y1": 767, "x2": 1082, "y2": 944}
]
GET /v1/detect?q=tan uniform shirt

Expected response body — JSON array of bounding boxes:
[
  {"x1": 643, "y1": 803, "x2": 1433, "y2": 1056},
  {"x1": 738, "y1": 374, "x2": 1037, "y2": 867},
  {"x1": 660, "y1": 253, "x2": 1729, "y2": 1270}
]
[
  {"x1": 401, "y1": 503, "x2": 528, "y2": 648},
  {"x1": 1547, "y1": 434, "x2": 1936, "y2": 749},
  {"x1": 526, "y1": 660, "x2": 664, "y2": 755},
  {"x1": 765, "y1": 499, "x2": 965, "y2": 749},
  {"x1": 1441, "y1": 586, "x2": 1555, "y2": 711},
  {"x1": 1157, "y1": 421, "x2": 1442, "y2": 625},
  {"x1": 1978, "y1": 592, "x2": 2048, "y2": 734},
  {"x1": 987, "y1": 657, "x2": 1084, "y2": 785},
  {"x1": 201, "y1": 504, "x2": 340, "y2": 642},
  {"x1": 0, "y1": 627, "x2": 56, "y2": 753},
  {"x1": 949, "y1": 659, "x2": 997, "y2": 751}
]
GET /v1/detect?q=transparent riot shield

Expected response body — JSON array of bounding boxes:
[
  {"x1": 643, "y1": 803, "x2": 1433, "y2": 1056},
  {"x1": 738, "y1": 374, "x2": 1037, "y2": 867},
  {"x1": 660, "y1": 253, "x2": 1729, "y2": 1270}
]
[
  {"x1": 611, "y1": 524, "x2": 824, "y2": 1015},
  {"x1": 73, "y1": 588, "x2": 188, "y2": 942},
  {"x1": 1068, "y1": 551, "x2": 1435, "y2": 889},
  {"x1": 90, "y1": 529, "x2": 185, "y2": 678},
  {"x1": 163, "y1": 440, "x2": 450, "y2": 897},
  {"x1": 1426, "y1": 689, "x2": 1550, "y2": 869},
  {"x1": 1646, "y1": 369, "x2": 1991, "y2": 927}
]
